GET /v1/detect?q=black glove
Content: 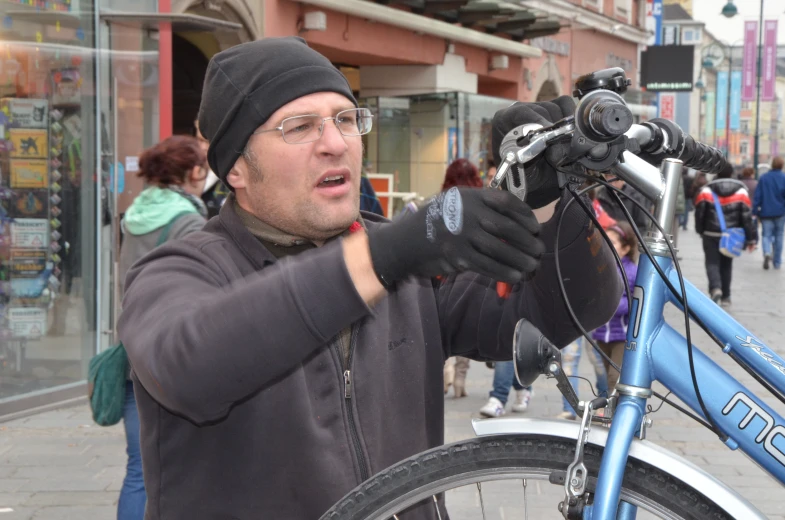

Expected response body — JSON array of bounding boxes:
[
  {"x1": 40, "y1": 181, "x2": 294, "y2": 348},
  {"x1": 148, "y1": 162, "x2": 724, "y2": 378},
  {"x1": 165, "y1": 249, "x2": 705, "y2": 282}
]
[
  {"x1": 367, "y1": 187, "x2": 544, "y2": 287},
  {"x1": 492, "y1": 96, "x2": 576, "y2": 210}
]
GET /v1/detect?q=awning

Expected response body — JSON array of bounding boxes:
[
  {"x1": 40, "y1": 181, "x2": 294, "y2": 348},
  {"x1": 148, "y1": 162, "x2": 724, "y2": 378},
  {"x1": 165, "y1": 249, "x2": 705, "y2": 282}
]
[{"x1": 100, "y1": 11, "x2": 242, "y2": 32}]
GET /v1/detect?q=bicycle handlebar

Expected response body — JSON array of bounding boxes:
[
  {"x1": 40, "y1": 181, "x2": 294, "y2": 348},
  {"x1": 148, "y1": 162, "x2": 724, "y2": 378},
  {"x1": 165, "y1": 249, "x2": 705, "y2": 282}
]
[{"x1": 631, "y1": 119, "x2": 732, "y2": 176}]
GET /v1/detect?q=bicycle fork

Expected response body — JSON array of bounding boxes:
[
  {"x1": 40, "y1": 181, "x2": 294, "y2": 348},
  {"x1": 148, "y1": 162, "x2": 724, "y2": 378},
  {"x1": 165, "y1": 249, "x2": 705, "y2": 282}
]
[{"x1": 582, "y1": 395, "x2": 648, "y2": 520}]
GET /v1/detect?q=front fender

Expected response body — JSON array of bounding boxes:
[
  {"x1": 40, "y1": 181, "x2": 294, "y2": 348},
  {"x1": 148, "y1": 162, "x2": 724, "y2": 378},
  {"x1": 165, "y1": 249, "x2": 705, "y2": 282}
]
[{"x1": 472, "y1": 417, "x2": 765, "y2": 520}]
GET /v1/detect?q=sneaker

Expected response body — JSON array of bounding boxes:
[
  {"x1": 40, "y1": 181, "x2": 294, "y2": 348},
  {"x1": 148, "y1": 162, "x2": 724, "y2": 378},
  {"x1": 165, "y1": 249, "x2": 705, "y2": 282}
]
[
  {"x1": 721, "y1": 298, "x2": 732, "y2": 308},
  {"x1": 710, "y1": 289, "x2": 722, "y2": 304},
  {"x1": 511, "y1": 389, "x2": 532, "y2": 413},
  {"x1": 764, "y1": 255, "x2": 771, "y2": 270},
  {"x1": 556, "y1": 410, "x2": 577, "y2": 420},
  {"x1": 479, "y1": 397, "x2": 506, "y2": 418}
]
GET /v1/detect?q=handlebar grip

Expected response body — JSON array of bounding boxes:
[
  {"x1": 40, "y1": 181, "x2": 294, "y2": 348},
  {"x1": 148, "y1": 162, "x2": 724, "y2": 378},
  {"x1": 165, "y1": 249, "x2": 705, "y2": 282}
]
[{"x1": 679, "y1": 135, "x2": 733, "y2": 176}]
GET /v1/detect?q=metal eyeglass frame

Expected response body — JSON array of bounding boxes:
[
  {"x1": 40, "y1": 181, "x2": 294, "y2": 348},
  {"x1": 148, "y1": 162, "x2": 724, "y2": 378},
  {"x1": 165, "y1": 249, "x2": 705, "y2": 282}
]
[{"x1": 252, "y1": 107, "x2": 374, "y2": 144}]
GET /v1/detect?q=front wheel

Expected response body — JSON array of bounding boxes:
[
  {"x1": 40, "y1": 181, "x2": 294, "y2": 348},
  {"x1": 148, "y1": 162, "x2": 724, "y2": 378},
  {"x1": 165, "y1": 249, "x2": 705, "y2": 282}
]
[{"x1": 320, "y1": 434, "x2": 734, "y2": 520}]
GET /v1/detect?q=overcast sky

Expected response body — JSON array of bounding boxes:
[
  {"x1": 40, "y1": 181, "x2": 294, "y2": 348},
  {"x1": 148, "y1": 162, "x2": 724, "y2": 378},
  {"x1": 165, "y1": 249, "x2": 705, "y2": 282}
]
[{"x1": 692, "y1": 0, "x2": 785, "y2": 45}]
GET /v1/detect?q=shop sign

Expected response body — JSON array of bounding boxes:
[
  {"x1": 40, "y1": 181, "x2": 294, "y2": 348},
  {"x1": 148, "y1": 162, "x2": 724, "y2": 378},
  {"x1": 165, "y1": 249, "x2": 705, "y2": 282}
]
[
  {"x1": 10, "y1": 159, "x2": 48, "y2": 188},
  {"x1": 9, "y1": 189, "x2": 48, "y2": 218},
  {"x1": 10, "y1": 249, "x2": 47, "y2": 276},
  {"x1": 8, "y1": 128, "x2": 48, "y2": 159},
  {"x1": 1, "y1": 98, "x2": 48, "y2": 129},
  {"x1": 607, "y1": 53, "x2": 633, "y2": 72},
  {"x1": 11, "y1": 218, "x2": 49, "y2": 249},
  {"x1": 530, "y1": 37, "x2": 570, "y2": 57},
  {"x1": 7, "y1": 307, "x2": 47, "y2": 338}
]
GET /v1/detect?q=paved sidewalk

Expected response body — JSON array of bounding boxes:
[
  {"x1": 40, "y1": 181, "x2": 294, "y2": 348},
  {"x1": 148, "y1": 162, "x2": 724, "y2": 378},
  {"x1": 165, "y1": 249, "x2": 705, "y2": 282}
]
[{"x1": 1, "y1": 226, "x2": 784, "y2": 519}]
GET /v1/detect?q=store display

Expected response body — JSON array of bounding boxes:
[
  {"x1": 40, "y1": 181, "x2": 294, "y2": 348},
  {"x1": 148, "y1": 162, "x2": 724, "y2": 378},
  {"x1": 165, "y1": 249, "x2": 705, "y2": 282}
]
[{"x1": 0, "y1": 80, "x2": 78, "y2": 339}]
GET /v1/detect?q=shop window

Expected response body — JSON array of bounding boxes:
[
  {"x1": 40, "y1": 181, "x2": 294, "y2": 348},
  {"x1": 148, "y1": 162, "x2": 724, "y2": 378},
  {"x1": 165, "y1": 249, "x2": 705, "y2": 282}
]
[
  {"x1": 614, "y1": 0, "x2": 631, "y2": 23},
  {"x1": 583, "y1": 0, "x2": 602, "y2": 13},
  {"x1": 0, "y1": 1, "x2": 99, "y2": 407}
]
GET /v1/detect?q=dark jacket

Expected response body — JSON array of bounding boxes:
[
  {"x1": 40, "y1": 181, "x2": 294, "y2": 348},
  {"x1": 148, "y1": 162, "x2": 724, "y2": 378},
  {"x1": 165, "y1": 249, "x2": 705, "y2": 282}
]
[
  {"x1": 694, "y1": 179, "x2": 757, "y2": 244},
  {"x1": 118, "y1": 193, "x2": 620, "y2": 520},
  {"x1": 597, "y1": 184, "x2": 652, "y2": 230},
  {"x1": 752, "y1": 169, "x2": 785, "y2": 218}
]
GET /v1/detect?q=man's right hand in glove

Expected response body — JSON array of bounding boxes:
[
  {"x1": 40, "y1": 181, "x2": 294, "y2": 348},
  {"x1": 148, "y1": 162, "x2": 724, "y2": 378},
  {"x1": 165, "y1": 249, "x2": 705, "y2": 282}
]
[{"x1": 344, "y1": 187, "x2": 545, "y2": 303}]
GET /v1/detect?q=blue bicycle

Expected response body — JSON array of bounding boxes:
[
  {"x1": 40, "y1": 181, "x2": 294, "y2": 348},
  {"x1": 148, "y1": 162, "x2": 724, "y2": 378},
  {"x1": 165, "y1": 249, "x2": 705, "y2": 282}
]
[{"x1": 321, "y1": 69, "x2": 780, "y2": 520}]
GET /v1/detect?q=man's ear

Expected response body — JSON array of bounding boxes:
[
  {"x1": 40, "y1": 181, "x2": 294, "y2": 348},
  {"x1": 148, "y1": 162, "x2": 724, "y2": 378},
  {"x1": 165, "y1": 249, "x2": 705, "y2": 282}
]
[{"x1": 227, "y1": 156, "x2": 248, "y2": 190}]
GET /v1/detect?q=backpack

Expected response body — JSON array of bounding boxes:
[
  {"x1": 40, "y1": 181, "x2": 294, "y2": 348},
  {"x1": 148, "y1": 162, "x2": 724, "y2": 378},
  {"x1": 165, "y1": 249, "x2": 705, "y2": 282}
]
[{"x1": 87, "y1": 210, "x2": 193, "y2": 426}]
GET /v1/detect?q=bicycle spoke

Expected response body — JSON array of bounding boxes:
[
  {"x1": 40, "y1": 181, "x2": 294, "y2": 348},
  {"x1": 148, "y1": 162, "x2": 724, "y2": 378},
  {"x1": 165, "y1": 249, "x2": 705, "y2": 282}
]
[
  {"x1": 431, "y1": 495, "x2": 443, "y2": 520},
  {"x1": 523, "y1": 478, "x2": 528, "y2": 520},
  {"x1": 477, "y1": 482, "x2": 488, "y2": 520}
]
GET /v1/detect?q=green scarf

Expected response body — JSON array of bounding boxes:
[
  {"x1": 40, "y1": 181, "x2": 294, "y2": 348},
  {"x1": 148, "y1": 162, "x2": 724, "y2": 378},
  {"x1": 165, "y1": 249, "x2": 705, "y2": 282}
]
[{"x1": 123, "y1": 187, "x2": 201, "y2": 236}]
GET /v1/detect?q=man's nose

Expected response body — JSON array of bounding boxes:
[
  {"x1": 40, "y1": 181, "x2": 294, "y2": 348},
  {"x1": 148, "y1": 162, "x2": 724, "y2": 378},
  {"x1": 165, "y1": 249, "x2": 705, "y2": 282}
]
[{"x1": 316, "y1": 119, "x2": 349, "y2": 155}]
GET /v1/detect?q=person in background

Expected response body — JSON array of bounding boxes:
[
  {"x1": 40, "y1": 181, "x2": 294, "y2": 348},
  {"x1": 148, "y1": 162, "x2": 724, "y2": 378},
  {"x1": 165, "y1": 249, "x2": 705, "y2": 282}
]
[
  {"x1": 681, "y1": 168, "x2": 695, "y2": 231},
  {"x1": 740, "y1": 167, "x2": 758, "y2": 205},
  {"x1": 195, "y1": 120, "x2": 229, "y2": 219},
  {"x1": 360, "y1": 174, "x2": 385, "y2": 216},
  {"x1": 592, "y1": 221, "x2": 638, "y2": 394},
  {"x1": 557, "y1": 338, "x2": 608, "y2": 420},
  {"x1": 596, "y1": 179, "x2": 651, "y2": 232},
  {"x1": 694, "y1": 168, "x2": 757, "y2": 305},
  {"x1": 752, "y1": 157, "x2": 785, "y2": 271},
  {"x1": 117, "y1": 135, "x2": 209, "y2": 520},
  {"x1": 441, "y1": 158, "x2": 482, "y2": 398}
]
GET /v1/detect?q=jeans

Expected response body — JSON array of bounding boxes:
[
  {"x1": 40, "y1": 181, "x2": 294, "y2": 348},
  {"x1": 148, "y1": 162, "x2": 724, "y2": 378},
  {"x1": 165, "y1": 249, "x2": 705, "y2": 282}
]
[
  {"x1": 118, "y1": 381, "x2": 146, "y2": 520},
  {"x1": 761, "y1": 214, "x2": 785, "y2": 268},
  {"x1": 702, "y1": 236, "x2": 733, "y2": 299},
  {"x1": 561, "y1": 339, "x2": 609, "y2": 414},
  {"x1": 489, "y1": 361, "x2": 530, "y2": 405}
]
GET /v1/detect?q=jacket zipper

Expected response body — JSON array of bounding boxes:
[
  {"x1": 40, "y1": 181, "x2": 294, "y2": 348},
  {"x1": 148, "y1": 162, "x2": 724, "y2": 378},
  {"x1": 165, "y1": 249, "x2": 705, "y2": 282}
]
[{"x1": 339, "y1": 325, "x2": 370, "y2": 482}]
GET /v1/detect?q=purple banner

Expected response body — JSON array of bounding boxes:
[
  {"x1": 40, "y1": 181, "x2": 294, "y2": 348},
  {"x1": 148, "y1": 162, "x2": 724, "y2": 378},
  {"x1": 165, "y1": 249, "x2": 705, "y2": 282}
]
[
  {"x1": 742, "y1": 21, "x2": 758, "y2": 101},
  {"x1": 762, "y1": 20, "x2": 778, "y2": 101}
]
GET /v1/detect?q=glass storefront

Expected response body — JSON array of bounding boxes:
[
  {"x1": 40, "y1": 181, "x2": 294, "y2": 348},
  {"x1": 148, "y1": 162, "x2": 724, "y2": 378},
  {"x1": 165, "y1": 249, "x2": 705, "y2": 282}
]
[
  {"x1": 0, "y1": 0, "x2": 101, "y2": 411},
  {"x1": 361, "y1": 91, "x2": 516, "y2": 214}
]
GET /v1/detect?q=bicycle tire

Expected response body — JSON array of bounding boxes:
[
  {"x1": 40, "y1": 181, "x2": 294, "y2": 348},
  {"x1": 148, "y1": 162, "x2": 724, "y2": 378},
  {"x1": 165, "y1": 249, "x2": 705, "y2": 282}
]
[{"x1": 320, "y1": 434, "x2": 734, "y2": 520}]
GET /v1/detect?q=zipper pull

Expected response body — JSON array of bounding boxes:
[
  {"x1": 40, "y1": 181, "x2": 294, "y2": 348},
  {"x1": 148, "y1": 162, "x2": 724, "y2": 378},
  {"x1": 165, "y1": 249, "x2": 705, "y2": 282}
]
[{"x1": 344, "y1": 370, "x2": 352, "y2": 399}]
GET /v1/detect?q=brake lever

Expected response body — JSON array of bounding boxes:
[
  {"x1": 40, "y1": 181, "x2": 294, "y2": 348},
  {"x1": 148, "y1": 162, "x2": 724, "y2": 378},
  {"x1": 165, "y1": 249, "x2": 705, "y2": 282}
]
[{"x1": 489, "y1": 119, "x2": 576, "y2": 202}]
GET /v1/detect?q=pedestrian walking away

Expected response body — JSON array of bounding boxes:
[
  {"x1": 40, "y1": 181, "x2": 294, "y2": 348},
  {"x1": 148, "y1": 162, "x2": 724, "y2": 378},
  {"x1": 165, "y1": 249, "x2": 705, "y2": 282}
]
[
  {"x1": 117, "y1": 37, "x2": 620, "y2": 520},
  {"x1": 694, "y1": 169, "x2": 758, "y2": 306},
  {"x1": 752, "y1": 157, "x2": 785, "y2": 270}
]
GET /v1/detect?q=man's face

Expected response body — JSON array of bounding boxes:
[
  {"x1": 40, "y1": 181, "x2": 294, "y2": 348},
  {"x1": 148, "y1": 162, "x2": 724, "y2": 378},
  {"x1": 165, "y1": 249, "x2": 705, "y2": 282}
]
[{"x1": 229, "y1": 92, "x2": 363, "y2": 242}]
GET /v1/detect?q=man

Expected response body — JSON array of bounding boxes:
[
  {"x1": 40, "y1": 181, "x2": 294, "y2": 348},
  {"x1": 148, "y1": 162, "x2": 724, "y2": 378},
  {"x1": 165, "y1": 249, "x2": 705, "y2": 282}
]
[
  {"x1": 118, "y1": 37, "x2": 620, "y2": 519},
  {"x1": 752, "y1": 157, "x2": 785, "y2": 270}
]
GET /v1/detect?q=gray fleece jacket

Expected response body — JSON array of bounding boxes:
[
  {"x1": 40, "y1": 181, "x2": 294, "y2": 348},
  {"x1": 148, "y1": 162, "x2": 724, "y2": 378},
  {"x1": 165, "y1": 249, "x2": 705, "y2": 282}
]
[{"x1": 117, "y1": 192, "x2": 620, "y2": 520}]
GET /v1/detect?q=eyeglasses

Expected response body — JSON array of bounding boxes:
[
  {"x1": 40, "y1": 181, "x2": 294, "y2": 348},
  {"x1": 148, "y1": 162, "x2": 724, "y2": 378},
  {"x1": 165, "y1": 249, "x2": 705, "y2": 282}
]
[{"x1": 253, "y1": 108, "x2": 373, "y2": 144}]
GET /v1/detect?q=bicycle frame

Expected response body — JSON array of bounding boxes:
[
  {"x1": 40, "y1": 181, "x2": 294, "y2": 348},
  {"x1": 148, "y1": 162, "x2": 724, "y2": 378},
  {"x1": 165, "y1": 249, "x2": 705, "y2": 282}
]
[{"x1": 586, "y1": 169, "x2": 785, "y2": 519}]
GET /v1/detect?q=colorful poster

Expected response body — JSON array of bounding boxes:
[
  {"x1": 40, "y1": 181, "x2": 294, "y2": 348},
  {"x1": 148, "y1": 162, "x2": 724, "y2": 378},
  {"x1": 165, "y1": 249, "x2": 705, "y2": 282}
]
[
  {"x1": 10, "y1": 249, "x2": 47, "y2": 277},
  {"x1": 716, "y1": 71, "x2": 728, "y2": 135},
  {"x1": 1, "y1": 98, "x2": 49, "y2": 129},
  {"x1": 447, "y1": 127, "x2": 459, "y2": 162},
  {"x1": 729, "y1": 71, "x2": 742, "y2": 131},
  {"x1": 8, "y1": 128, "x2": 48, "y2": 159},
  {"x1": 11, "y1": 218, "x2": 48, "y2": 249},
  {"x1": 742, "y1": 21, "x2": 758, "y2": 101},
  {"x1": 658, "y1": 93, "x2": 675, "y2": 120},
  {"x1": 762, "y1": 20, "x2": 778, "y2": 101},
  {"x1": 705, "y1": 91, "x2": 715, "y2": 142},
  {"x1": 10, "y1": 159, "x2": 48, "y2": 188},
  {"x1": 7, "y1": 307, "x2": 47, "y2": 338},
  {"x1": 9, "y1": 189, "x2": 48, "y2": 218}
]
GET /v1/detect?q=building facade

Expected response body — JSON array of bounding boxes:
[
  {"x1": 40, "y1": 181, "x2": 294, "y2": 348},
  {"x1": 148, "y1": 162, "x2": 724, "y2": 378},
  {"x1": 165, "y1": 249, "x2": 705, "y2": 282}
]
[{"x1": 0, "y1": 0, "x2": 650, "y2": 417}]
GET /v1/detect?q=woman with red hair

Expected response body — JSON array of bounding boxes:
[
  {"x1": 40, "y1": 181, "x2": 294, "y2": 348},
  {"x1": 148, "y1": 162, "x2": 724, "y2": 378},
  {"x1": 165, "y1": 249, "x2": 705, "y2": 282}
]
[{"x1": 441, "y1": 159, "x2": 482, "y2": 398}]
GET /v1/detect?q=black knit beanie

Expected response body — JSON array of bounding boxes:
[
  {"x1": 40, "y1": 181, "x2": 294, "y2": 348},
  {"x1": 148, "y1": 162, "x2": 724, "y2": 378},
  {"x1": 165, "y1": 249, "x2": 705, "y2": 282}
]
[{"x1": 197, "y1": 37, "x2": 358, "y2": 183}]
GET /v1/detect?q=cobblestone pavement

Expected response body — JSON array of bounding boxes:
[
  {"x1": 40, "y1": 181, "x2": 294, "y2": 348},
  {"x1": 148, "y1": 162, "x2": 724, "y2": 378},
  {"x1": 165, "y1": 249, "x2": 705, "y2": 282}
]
[{"x1": 1, "y1": 226, "x2": 784, "y2": 519}]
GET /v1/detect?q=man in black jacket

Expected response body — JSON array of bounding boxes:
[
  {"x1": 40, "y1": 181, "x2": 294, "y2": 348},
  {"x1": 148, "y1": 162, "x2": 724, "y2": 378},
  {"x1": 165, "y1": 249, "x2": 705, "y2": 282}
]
[
  {"x1": 118, "y1": 37, "x2": 620, "y2": 519},
  {"x1": 694, "y1": 169, "x2": 758, "y2": 305}
]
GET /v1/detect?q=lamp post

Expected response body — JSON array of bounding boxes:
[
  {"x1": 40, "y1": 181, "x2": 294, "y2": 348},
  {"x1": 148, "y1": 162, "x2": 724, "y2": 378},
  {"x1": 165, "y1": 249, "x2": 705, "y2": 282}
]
[{"x1": 722, "y1": 0, "x2": 765, "y2": 176}]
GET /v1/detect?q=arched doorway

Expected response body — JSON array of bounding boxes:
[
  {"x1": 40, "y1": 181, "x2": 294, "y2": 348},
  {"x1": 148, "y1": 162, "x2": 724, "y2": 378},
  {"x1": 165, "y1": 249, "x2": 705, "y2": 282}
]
[
  {"x1": 536, "y1": 80, "x2": 560, "y2": 102},
  {"x1": 171, "y1": 0, "x2": 257, "y2": 135},
  {"x1": 173, "y1": 34, "x2": 210, "y2": 135}
]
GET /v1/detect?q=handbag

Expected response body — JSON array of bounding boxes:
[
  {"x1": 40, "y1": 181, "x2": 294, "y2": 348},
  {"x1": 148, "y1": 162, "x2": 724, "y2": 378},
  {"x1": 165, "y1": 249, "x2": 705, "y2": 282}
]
[
  {"x1": 87, "y1": 210, "x2": 195, "y2": 426},
  {"x1": 711, "y1": 193, "x2": 745, "y2": 258}
]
